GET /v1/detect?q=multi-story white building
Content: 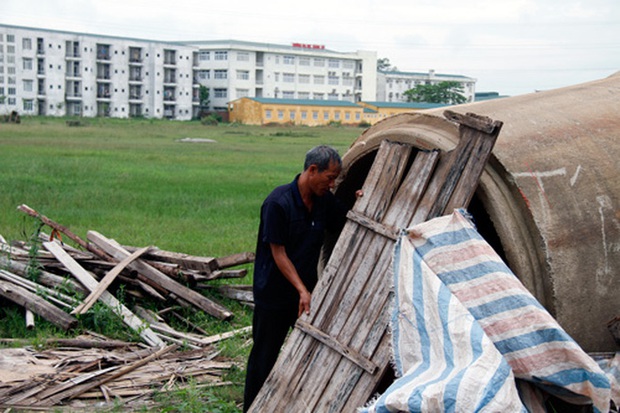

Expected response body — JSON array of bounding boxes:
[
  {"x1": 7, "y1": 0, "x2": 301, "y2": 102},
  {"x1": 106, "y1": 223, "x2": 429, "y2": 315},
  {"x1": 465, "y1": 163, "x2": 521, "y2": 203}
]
[
  {"x1": 377, "y1": 69, "x2": 476, "y2": 103},
  {"x1": 0, "y1": 24, "x2": 476, "y2": 120},
  {"x1": 0, "y1": 24, "x2": 197, "y2": 120},
  {"x1": 188, "y1": 40, "x2": 377, "y2": 117}
]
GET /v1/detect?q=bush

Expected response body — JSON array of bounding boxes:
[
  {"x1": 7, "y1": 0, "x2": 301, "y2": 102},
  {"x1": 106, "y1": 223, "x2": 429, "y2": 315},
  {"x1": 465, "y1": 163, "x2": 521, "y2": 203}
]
[{"x1": 201, "y1": 114, "x2": 222, "y2": 126}]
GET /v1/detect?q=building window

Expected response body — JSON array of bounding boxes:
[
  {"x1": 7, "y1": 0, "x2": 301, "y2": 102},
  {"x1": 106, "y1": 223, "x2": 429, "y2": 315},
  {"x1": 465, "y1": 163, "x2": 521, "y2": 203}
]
[
  {"x1": 283, "y1": 73, "x2": 295, "y2": 83},
  {"x1": 328, "y1": 92, "x2": 339, "y2": 100},
  {"x1": 199, "y1": 51, "x2": 210, "y2": 61},
  {"x1": 328, "y1": 75, "x2": 339, "y2": 85},
  {"x1": 298, "y1": 92, "x2": 310, "y2": 100},
  {"x1": 236, "y1": 88, "x2": 249, "y2": 98},
  {"x1": 343, "y1": 60, "x2": 355, "y2": 69},
  {"x1": 312, "y1": 111, "x2": 318, "y2": 120},
  {"x1": 289, "y1": 110, "x2": 295, "y2": 120},
  {"x1": 265, "y1": 109, "x2": 272, "y2": 119},
  {"x1": 328, "y1": 59, "x2": 340, "y2": 68},
  {"x1": 213, "y1": 88, "x2": 227, "y2": 98},
  {"x1": 323, "y1": 111, "x2": 329, "y2": 120},
  {"x1": 23, "y1": 98, "x2": 34, "y2": 111},
  {"x1": 7, "y1": 34, "x2": 15, "y2": 43},
  {"x1": 23, "y1": 79, "x2": 33, "y2": 92},
  {"x1": 23, "y1": 58, "x2": 33, "y2": 71},
  {"x1": 314, "y1": 58, "x2": 325, "y2": 67},
  {"x1": 197, "y1": 70, "x2": 210, "y2": 80},
  {"x1": 237, "y1": 70, "x2": 249, "y2": 80},
  {"x1": 314, "y1": 75, "x2": 324, "y2": 84},
  {"x1": 214, "y1": 51, "x2": 228, "y2": 61},
  {"x1": 237, "y1": 52, "x2": 250, "y2": 61},
  {"x1": 283, "y1": 55, "x2": 295, "y2": 65},
  {"x1": 214, "y1": 69, "x2": 227, "y2": 79},
  {"x1": 334, "y1": 111, "x2": 341, "y2": 120},
  {"x1": 301, "y1": 111, "x2": 307, "y2": 119},
  {"x1": 164, "y1": 49, "x2": 176, "y2": 65},
  {"x1": 298, "y1": 74, "x2": 310, "y2": 84},
  {"x1": 314, "y1": 93, "x2": 324, "y2": 100},
  {"x1": 345, "y1": 112, "x2": 351, "y2": 120},
  {"x1": 22, "y1": 38, "x2": 32, "y2": 50},
  {"x1": 355, "y1": 112, "x2": 361, "y2": 121},
  {"x1": 282, "y1": 91, "x2": 295, "y2": 99},
  {"x1": 278, "y1": 110, "x2": 283, "y2": 119},
  {"x1": 274, "y1": 72, "x2": 280, "y2": 82},
  {"x1": 299, "y1": 57, "x2": 310, "y2": 66}
]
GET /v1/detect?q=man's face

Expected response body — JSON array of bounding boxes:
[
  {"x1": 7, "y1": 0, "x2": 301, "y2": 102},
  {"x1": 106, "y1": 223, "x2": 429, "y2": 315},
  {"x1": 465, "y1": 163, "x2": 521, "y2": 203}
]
[{"x1": 309, "y1": 160, "x2": 341, "y2": 196}]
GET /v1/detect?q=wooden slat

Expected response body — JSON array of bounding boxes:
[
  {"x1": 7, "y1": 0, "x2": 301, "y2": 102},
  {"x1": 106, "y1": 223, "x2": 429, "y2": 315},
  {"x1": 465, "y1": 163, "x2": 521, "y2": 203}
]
[
  {"x1": 0, "y1": 280, "x2": 77, "y2": 331},
  {"x1": 295, "y1": 320, "x2": 379, "y2": 374},
  {"x1": 87, "y1": 231, "x2": 234, "y2": 321},
  {"x1": 43, "y1": 241, "x2": 164, "y2": 347},
  {"x1": 72, "y1": 246, "x2": 152, "y2": 315}
]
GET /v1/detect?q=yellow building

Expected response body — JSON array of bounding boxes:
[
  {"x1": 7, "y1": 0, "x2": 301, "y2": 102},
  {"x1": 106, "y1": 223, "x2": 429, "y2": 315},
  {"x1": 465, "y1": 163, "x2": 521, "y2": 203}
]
[
  {"x1": 228, "y1": 97, "x2": 448, "y2": 126},
  {"x1": 228, "y1": 98, "x2": 364, "y2": 126}
]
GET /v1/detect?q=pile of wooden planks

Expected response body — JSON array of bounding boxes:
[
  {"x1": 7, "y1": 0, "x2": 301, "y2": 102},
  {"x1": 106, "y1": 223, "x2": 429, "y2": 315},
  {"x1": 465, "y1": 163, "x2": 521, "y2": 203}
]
[
  {"x1": 0, "y1": 336, "x2": 240, "y2": 409},
  {"x1": 0, "y1": 205, "x2": 255, "y2": 407},
  {"x1": 0, "y1": 204, "x2": 254, "y2": 347}
]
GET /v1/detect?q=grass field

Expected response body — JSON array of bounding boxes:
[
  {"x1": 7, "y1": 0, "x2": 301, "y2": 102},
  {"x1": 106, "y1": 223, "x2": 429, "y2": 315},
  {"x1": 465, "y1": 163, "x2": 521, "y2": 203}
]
[{"x1": 0, "y1": 116, "x2": 364, "y2": 411}]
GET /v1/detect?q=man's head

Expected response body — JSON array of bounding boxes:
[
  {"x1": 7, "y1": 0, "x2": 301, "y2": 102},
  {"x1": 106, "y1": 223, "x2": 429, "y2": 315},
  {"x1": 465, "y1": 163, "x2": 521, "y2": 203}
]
[
  {"x1": 302, "y1": 145, "x2": 342, "y2": 197},
  {"x1": 304, "y1": 145, "x2": 342, "y2": 172}
]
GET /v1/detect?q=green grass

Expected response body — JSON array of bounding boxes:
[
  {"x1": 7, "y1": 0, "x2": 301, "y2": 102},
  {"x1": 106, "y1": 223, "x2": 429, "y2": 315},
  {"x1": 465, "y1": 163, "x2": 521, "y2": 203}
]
[{"x1": 0, "y1": 116, "x2": 364, "y2": 411}]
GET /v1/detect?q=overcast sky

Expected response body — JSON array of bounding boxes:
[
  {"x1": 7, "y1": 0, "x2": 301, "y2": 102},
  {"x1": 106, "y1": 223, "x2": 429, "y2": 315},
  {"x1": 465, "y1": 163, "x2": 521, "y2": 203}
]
[{"x1": 2, "y1": 0, "x2": 619, "y2": 96}]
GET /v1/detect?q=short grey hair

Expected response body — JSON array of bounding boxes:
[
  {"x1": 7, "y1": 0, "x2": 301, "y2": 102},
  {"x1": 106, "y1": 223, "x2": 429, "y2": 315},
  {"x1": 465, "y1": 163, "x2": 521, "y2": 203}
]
[{"x1": 304, "y1": 145, "x2": 342, "y2": 172}]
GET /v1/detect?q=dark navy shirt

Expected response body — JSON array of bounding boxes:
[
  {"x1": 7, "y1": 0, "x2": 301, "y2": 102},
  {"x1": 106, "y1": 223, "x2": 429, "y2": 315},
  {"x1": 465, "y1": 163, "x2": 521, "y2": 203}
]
[{"x1": 253, "y1": 175, "x2": 346, "y2": 311}]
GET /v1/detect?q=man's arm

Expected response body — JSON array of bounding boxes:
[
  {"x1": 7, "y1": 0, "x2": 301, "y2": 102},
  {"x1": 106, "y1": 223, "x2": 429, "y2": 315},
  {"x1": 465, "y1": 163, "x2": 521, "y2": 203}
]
[{"x1": 270, "y1": 243, "x2": 311, "y2": 317}]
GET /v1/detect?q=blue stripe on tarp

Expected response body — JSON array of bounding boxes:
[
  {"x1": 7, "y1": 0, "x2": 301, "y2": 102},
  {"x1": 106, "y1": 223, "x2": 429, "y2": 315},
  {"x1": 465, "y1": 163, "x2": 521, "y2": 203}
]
[
  {"x1": 467, "y1": 293, "x2": 546, "y2": 320},
  {"x1": 413, "y1": 227, "x2": 484, "y2": 257},
  {"x1": 474, "y1": 358, "x2": 514, "y2": 411},
  {"x1": 493, "y1": 328, "x2": 573, "y2": 355},
  {"x1": 407, "y1": 280, "x2": 456, "y2": 412},
  {"x1": 535, "y1": 368, "x2": 611, "y2": 390},
  {"x1": 443, "y1": 312, "x2": 485, "y2": 412},
  {"x1": 437, "y1": 261, "x2": 513, "y2": 285}
]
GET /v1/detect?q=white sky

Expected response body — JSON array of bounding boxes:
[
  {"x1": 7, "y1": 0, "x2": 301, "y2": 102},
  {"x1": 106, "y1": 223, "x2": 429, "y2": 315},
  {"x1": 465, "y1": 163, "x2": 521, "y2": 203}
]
[{"x1": 2, "y1": 0, "x2": 619, "y2": 96}]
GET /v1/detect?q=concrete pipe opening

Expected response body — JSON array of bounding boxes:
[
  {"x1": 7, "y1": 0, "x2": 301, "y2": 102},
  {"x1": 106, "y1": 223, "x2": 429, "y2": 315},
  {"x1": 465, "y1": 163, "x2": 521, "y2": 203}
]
[{"x1": 333, "y1": 73, "x2": 620, "y2": 352}]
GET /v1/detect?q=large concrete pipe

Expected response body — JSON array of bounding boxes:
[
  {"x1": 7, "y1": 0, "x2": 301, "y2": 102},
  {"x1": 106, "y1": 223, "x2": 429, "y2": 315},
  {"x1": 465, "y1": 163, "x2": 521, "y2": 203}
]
[{"x1": 336, "y1": 72, "x2": 620, "y2": 352}]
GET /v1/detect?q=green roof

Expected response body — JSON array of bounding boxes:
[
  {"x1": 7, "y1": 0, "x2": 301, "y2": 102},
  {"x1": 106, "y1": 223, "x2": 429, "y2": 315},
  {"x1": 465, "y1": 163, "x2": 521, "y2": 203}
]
[
  {"x1": 364, "y1": 101, "x2": 447, "y2": 109},
  {"x1": 247, "y1": 98, "x2": 360, "y2": 107}
]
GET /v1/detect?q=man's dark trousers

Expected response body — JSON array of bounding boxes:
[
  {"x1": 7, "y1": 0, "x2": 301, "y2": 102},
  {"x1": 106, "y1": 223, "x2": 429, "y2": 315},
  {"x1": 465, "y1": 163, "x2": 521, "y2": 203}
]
[{"x1": 243, "y1": 305, "x2": 297, "y2": 412}]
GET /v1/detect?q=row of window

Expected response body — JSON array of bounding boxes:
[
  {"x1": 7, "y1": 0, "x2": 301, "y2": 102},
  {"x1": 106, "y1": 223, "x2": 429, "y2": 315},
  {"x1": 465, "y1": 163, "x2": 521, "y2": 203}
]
[
  {"x1": 196, "y1": 49, "x2": 356, "y2": 69},
  {"x1": 264, "y1": 108, "x2": 361, "y2": 122}
]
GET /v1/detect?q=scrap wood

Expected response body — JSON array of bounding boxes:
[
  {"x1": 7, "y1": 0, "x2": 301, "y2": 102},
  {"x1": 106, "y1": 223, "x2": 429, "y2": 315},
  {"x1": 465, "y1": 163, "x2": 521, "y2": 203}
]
[
  {"x1": 0, "y1": 269, "x2": 81, "y2": 309},
  {"x1": 34, "y1": 344, "x2": 178, "y2": 407},
  {"x1": 17, "y1": 204, "x2": 112, "y2": 264},
  {"x1": 72, "y1": 245, "x2": 152, "y2": 315},
  {"x1": 124, "y1": 245, "x2": 218, "y2": 274},
  {"x1": 0, "y1": 280, "x2": 77, "y2": 331},
  {"x1": 0, "y1": 252, "x2": 88, "y2": 296},
  {"x1": 0, "y1": 344, "x2": 237, "y2": 408},
  {"x1": 87, "y1": 230, "x2": 234, "y2": 321},
  {"x1": 43, "y1": 241, "x2": 164, "y2": 348}
]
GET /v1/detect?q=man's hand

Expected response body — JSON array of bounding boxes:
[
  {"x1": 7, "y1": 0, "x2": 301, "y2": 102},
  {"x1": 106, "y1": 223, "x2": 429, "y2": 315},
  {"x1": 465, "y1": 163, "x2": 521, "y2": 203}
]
[{"x1": 298, "y1": 289, "x2": 312, "y2": 317}]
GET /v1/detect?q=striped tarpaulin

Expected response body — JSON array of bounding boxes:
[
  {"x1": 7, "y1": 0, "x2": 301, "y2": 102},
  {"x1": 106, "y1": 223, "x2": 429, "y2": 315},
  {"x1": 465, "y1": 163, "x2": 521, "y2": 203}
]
[{"x1": 362, "y1": 210, "x2": 611, "y2": 413}]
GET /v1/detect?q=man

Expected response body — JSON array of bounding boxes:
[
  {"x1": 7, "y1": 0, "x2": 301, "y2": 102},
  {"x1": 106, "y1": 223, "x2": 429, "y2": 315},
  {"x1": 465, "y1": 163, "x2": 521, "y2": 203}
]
[{"x1": 243, "y1": 145, "x2": 349, "y2": 412}]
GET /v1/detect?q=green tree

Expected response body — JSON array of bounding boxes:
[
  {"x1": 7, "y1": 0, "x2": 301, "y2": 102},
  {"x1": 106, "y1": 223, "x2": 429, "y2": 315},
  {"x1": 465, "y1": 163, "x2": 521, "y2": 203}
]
[
  {"x1": 404, "y1": 81, "x2": 467, "y2": 105},
  {"x1": 199, "y1": 85, "x2": 210, "y2": 111},
  {"x1": 377, "y1": 57, "x2": 397, "y2": 72}
]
